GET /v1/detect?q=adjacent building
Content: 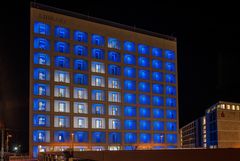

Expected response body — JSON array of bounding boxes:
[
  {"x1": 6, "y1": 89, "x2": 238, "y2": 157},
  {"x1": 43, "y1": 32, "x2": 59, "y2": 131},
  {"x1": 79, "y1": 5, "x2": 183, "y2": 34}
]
[
  {"x1": 30, "y1": 3, "x2": 178, "y2": 158},
  {"x1": 181, "y1": 101, "x2": 240, "y2": 149}
]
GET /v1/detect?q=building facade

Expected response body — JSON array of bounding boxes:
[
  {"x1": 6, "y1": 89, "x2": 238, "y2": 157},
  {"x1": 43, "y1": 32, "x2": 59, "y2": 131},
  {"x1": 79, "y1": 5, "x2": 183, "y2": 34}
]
[
  {"x1": 181, "y1": 101, "x2": 240, "y2": 149},
  {"x1": 30, "y1": 3, "x2": 178, "y2": 158}
]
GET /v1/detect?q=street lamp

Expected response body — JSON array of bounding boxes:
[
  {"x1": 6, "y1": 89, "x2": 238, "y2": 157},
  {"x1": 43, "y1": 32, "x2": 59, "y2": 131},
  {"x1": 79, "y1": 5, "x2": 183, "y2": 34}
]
[
  {"x1": 71, "y1": 133, "x2": 74, "y2": 150},
  {"x1": 6, "y1": 134, "x2": 12, "y2": 152}
]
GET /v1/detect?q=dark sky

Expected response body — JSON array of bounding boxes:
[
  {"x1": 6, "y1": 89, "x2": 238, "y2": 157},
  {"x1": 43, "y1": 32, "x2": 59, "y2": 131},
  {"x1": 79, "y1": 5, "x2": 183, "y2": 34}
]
[{"x1": 1, "y1": 0, "x2": 240, "y2": 152}]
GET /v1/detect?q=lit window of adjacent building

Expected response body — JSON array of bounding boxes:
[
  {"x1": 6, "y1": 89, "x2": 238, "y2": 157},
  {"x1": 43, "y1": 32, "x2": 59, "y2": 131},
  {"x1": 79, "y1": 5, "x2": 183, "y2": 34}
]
[
  {"x1": 74, "y1": 30, "x2": 88, "y2": 43},
  {"x1": 92, "y1": 48, "x2": 105, "y2": 60},
  {"x1": 74, "y1": 102, "x2": 88, "y2": 114},
  {"x1": 108, "y1": 51, "x2": 121, "y2": 62},
  {"x1": 34, "y1": 37, "x2": 50, "y2": 50},
  {"x1": 54, "y1": 85, "x2": 69, "y2": 98},
  {"x1": 152, "y1": 48, "x2": 162, "y2": 58},
  {"x1": 74, "y1": 59, "x2": 88, "y2": 71},
  {"x1": 92, "y1": 104, "x2": 105, "y2": 115},
  {"x1": 34, "y1": 52, "x2": 50, "y2": 65},
  {"x1": 92, "y1": 118, "x2": 105, "y2": 129},
  {"x1": 108, "y1": 64, "x2": 121, "y2": 75},
  {"x1": 166, "y1": 110, "x2": 177, "y2": 119},
  {"x1": 55, "y1": 56, "x2": 70, "y2": 68},
  {"x1": 54, "y1": 100, "x2": 70, "y2": 113},
  {"x1": 124, "y1": 41, "x2": 135, "y2": 52},
  {"x1": 54, "y1": 116, "x2": 69, "y2": 128},
  {"x1": 74, "y1": 45, "x2": 88, "y2": 56},
  {"x1": 166, "y1": 134, "x2": 177, "y2": 144},
  {"x1": 108, "y1": 77, "x2": 121, "y2": 89},
  {"x1": 108, "y1": 38, "x2": 121, "y2": 50},
  {"x1": 91, "y1": 62, "x2": 105, "y2": 73},
  {"x1": 74, "y1": 88, "x2": 88, "y2": 99},
  {"x1": 153, "y1": 121, "x2": 164, "y2": 131},
  {"x1": 227, "y1": 104, "x2": 230, "y2": 110},
  {"x1": 55, "y1": 26, "x2": 70, "y2": 39},
  {"x1": 124, "y1": 54, "x2": 136, "y2": 65},
  {"x1": 138, "y1": 44, "x2": 149, "y2": 55},
  {"x1": 108, "y1": 91, "x2": 121, "y2": 102},
  {"x1": 54, "y1": 70, "x2": 70, "y2": 83},
  {"x1": 140, "y1": 133, "x2": 151, "y2": 143},
  {"x1": 91, "y1": 34, "x2": 105, "y2": 46},
  {"x1": 109, "y1": 105, "x2": 121, "y2": 116},
  {"x1": 166, "y1": 122, "x2": 177, "y2": 131},
  {"x1": 166, "y1": 97, "x2": 176, "y2": 107},
  {"x1": 74, "y1": 117, "x2": 88, "y2": 128},
  {"x1": 74, "y1": 73, "x2": 88, "y2": 85},
  {"x1": 109, "y1": 132, "x2": 121, "y2": 144},
  {"x1": 91, "y1": 75, "x2": 105, "y2": 87},
  {"x1": 92, "y1": 90, "x2": 105, "y2": 101},
  {"x1": 153, "y1": 134, "x2": 164, "y2": 143},
  {"x1": 165, "y1": 74, "x2": 176, "y2": 83},
  {"x1": 124, "y1": 67, "x2": 136, "y2": 78},
  {"x1": 34, "y1": 22, "x2": 50, "y2": 35}
]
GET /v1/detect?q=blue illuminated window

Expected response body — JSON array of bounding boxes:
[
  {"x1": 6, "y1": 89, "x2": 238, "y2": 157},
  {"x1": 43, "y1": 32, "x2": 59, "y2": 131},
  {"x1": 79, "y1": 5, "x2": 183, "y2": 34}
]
[
  {"x1": 124, "y1": 54, "x2": 136, "y2": 65},
  {"x1": 55, "y1": 56, "x2": 70, "y2": 68},
  {"x1": 108, "y1": 91, "x2": 121, "y2": 102},
  {"x1": 138, "y1": 57, "x2": 150, "y2": 67},
  {"x1": 92, "y1": 104, "x2": 105, "y2": 114},
  {"x1": 92, "y1": 34, "x2": 105, "y2": 46},
  {"x1": 74, "y1": 45, "x2": 88, "y2": 56},
  {"x1": 165, "y1": 50, "x2": 175, "y2": 60},
  {"x1": 153, "y1": 121, "x2": 164, "y2": 131},
  {"x1": 165, "y1": 62, "x2": 175, "y2": 72},
  {"x1": 153, "y1": 108, "x2": 164, "y2": 118},
  {"x1": 152, "y1": 72, "x2": 163, "y2": 82},
  {"x1": 152, "y1": 96, "x2": 164, "y2": 106},
  {"x1": 74, "y1": 73, "x2": 88, "y2": 85},
  {"x1": 165, "y1": 74, "x2": 176, "y2": 83},
  {"x1": 108, "y1": 64, "x2": 121, "y2": 75},
  {"x1": 108, "y1": 77, "x2": 120, "y2": 89},
  {"x1": 109, "y1": 105, "x2": 121, "y2": 116},
  {"x1": 74, "y1": 131, "x2": 88, "y2": 143},
  {"x1": 138, "y1": 44, "x2": 149, "y2": 55},
  {"x1": 124, "y1": 67, "x2": 136, "y2": 78},
  {"x1": 124, "y1": 106, "x2": 136, "y2": 117},
  {"x1": 139, "y1": 107, "x2": 150, "y2": 118},
  {"x1": 34, "y1": 37, "x2": 50, "y2": 50},
  {"x1": 152, "y1": 48, "x2": 162, "y2": 57},
  {"x1": 33, "y1": 99, "x2": 49, "y2": 111},
  {"x1": 34, "y1": 53, "x2": 50, "y2": 65},
  {"x1": 74, "y1": 30, "x2": 88, "y2": 42},
  {"x1": 92, "y1": 90, "x2": 105, "y2": 101},
  {"x1": 54, "y1": 131, "x2": 70, "y2": 142},
  {"x1": 124, "y1": 41, "x2": 135, "y2": 52},
  {"x1": 92, "y1": 75, "x2": 105, "y2": 87},
  {"x1": 55, "y1": 41, "x2": 70, "y2": 53},
  {"x1": 108, "y1": 37, "x2": 121, "y2": 50},
  {"x1": 166, "y1": 110, "x2": 177, "y2": 119},
  {"x1": 125, "y1": 132, "x2": 137, "y2": 144},
  {"x1": 140, "y1": 120, "x2": 151, "y2": 130},
  {"x1": 33, "y1": 83, "x2": 50, "y2": 96},
  {"x1": 124, "y1": 93, "x2": 136, "y2": 104},
  {"x1": 33, "y1": 114, "x2": 50, "y2": 127},
  {"x1": 166, "y1": 85, "x2": 176, "y2": 96},
  {"x1": 138, "y1": 82, "x2": 150, "y2": 92},
  {"x1": 92, "y1": 48, "x2": 105, "y2": 60},
  {"x1": 139, "y1": 94, "x2": 150, "y2": 105},
  {"x1": 140, "y1": 133, "x2": 151, "y2": 143},
  {"x1": 34, "y1": 68, "x2": 50, "y2": 81},
  {"x1": 138, "y1": 70, "x2": 150, "y2": 80},
  {"x1": 124, "y1": 80, "x2": 136, "y2": 91},
  {"x1": 109, "y1": 132, "x2": 121, "y2": 143},
  {"x1": 54, "y1": 85, "x2": 69, "y2": 98},
  {"x1": 92, "y1": 132, "x2": 106, "y2": 143},
  {"x1": 108, "y1": 51, "x2": 121, "y2": 62},
  {"x1": 124, "y1": 120, "x2": 137, "y2": 130},
  {"x1": 166, "y1": 134, "x2": 177, "y2": 144},
  {"x1": 55, "y1": 26, "x2": 70, "y2": 39},
  {"x1": 33, "y1": 130, "x2": 50, "y2": 143},
  {"x1": 153, "y1": 134, "x2": 165, "y2": 143},
  {"x1": 152, "y1": 84, "x2": 163, "y2": 94},
  {"x1": 166, "y1": 122, "x2": 177, "y2": 131},
  {"x1": 74, "y1": 59, "x2": 88, "y2": 71},
  {"x1": 152, "y1": 59, "x2": 163, "y2": 70},
  {"x1": 166, "y1": 98, "x2": 176, "y2": 107},
  {"x1": 124, "y1": 146, "x2": 136, "y2": 150},
  {"x1": 34, "y1": 22, "x2": 50, "y2": 35}
]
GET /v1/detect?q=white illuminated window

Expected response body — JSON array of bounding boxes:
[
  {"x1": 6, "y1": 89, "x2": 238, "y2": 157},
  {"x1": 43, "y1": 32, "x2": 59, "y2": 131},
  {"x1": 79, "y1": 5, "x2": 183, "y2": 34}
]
[
  {"x1": 221, "y1": 104, "x2": 225, "y2": 109},
  {"x1": 39, "y1": 86, "x2": 46, "y2": 95},
  {"x1": 112, "y1": 93, "x2": 118, "y2": 102},
  {"x1": 237, "y1": 106, "x2": 240, "y2": 110},
  {"x1": 39, "y1": 71, "x2": 46, "y2": 80},
  {"x1": 96, "y1": 92, "x2": 102, "y2": 101},
  {"x1": 59, "y1": 73, "x2": 65, "y2": 82},
  {"x1": 227, "y1": 104, "x2": 230, "y2": 110},
  {"x1": 78, "y1": 90, "x2": 84, "y2": 99},
  {"x1": 78, "y1": 104, "x2": 84, "y2": 113},
  {"x1": 95, "y1": 77, "x2": 102, "y2": 86},
  {"x1": 96, "y1": 105, "x2": 103, "y2": 114},
  {"x1": 78, "y1": 118, "x2": 85, "y2": 128},
  {"x1": 112, "y1": 80, "x2": 118, "y2": 88},
  {"x1": 39, "y1": 56, "x2": 46, "y2": 64},
  {"x1": 232, "y1": 105, "x2": 235, "y2": 110},
  {"x1": 112, "y1": 106, "x2": 119, "y2": 115},
  {"x1": 38, "y1": 101, "x2": 46, "y2": 111},
  {"x1": 96, "y1": 64, "x2": 101, "y2": 73},
  {"x1": 59, "y1": 102, "x2": 66, "y2": 112},
  {"x1": 59, "y1": 118, "x2": 65, "y2": 127},
  {"x1": 38, "y1": 117, "x2": 46, "y2": 125},
  {"x1": 58, "y1": 88, "x2": 65, "y2": 97},
  {"x1": 38, "y1": 132, "x2": 44, "y2": 141},
  {"x1": 112, "y1": 120, "x2": 119, "y2": 129},
  {"x1": 96, "y1": 119, "x2": 102, "y2": 128}
]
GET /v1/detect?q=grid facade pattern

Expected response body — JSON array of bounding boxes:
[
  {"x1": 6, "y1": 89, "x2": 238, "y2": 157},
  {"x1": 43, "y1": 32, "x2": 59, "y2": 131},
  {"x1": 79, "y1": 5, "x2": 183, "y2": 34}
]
[{"x1": 30, "y1": 6, "x2": 178, "y2": 158}]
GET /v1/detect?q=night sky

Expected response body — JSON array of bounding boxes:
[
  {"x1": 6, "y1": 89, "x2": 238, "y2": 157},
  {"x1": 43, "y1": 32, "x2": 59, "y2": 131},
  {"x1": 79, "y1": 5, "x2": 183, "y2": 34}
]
[{"x1": 1, "y1": 1, "x2": 240, "y2": 152}]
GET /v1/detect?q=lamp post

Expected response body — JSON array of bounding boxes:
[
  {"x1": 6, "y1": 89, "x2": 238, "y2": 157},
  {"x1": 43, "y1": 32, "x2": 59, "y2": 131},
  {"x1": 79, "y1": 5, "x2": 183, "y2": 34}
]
[
  {"x1": 71, "y1": 133, "x2": 74, "y2": 150},
  {"x1": 1, "y1": 129, "x2": 4, "y2": 161},
  {"x1": 6, "y1": 133, "x2": 12, "y2": 153}
]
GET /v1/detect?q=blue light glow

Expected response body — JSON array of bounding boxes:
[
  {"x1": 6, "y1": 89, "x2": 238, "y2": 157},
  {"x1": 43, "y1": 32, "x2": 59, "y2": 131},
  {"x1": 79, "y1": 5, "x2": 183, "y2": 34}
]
[
  {"x1": 109, "y1": 132, "x2": 121, "y2": 143},
  {"x1": 33, "y1": 83, "x2": 50, "y2": 96},
  {"x1": 55, "y1": 56, "x2": 70, "y2": 68},
  {"x1": 74, "y1": 59, "x2": 88, "y2": 71},
  {"x1": 33, "y1": 130, "x2": 49, "y2": 143},
  {"x1": 33, "y1": 114, "x2": 50, "y2": 127},
  {"x1": 138, "y1": 82, "x2": 150, "y2": 92},
  {"x1": 33, "y1": 98, "x2": 49, "y2": 111},
  {"x1": 139, "y1": 107, "x2": 150, "y2": 118},
  {"x1": 140, "y1": 120, "x2": 151, "y2": 130},
  {"x1": 152, "y1": 84, "x2": 164, "y2": 94},
  {"x1": 166, "y1": 134, "x2": 177, "y2": 144},
  {"x1": 92, "y1": 48, "x2": 105, "y2": 60},
  {"x1": 74, "y1": 30, "x2": 88, "y2": 42},
  {"x1": 92, "y1": 132, "x2": 106, "y2": 143},
  {"x1": 108, "y1": 51, "x2": 121, "y2": 62},
  {"x1": 166, "y1": 122, "x2": 177, "y2": 131},
  {"x1": 152, "y1": 48, "x2": 162, "y2": 57},
  {"x1": 74, "y1": 45, "x2": 88, "y2": 56},
  {"x1": 139, "y1": 94, "x2": 150, "y2": 105},
  {"x1": 108, "y1": 64, "x2": 121, "y2": 75},
  {"x1": 166, "y1": 85, "x2": 176, "y2": 95},
  {"x1": 166, "y1": 110, "x2": 177, "y2": 119},
  {"x1": 108, "y1": 38, "x2": 121, "y2": 50},
  {"x1": 74, "y1": 131, "x2": 88, "y2": 142},
  {"x1": 33, "y1": 68, "x2": 50, "y2": 81},
  {"x1": 124, "y1": 80, "x2": 136, "y2": 91},
  {"x1": 124, "y1": 120, "x2": 137, "y2": 130},
  {"x1": 138, "y1": 70, "x2": 150, "y2": 80},
  {"x1": 152, "y1": 72, "x2": 163, "y2": 82},
  {"x1": 124, "y1": 67, "x2": 136, "y2": 78},
  {"x1": 138, "y1": 44, "x2": 149, "y2": 55},
  {"x1": 55, "y1": 26, "x2": 70, "y2": 39},
  {"x1": 55, "y1": 41, "x2": 70, "y2": 53},
  {"x1": 34, "y1": 37, "x2": 50, "y2": 50},
  {"x1": 92, "y1": 104, "x2": 105, "y2": 114},
  {"x1": 165, "y1": 74, "x2": 176, "y2": 83},
  {"x1": 54, "y1": 130, "x2": 70, "y2": 142},
  {"x1": 125, "y1": 132, "x2": 137, "y2": 144},
  {"x1": 34, "y1": 22, "x2": 50, "y2": 35},
  {"x1": 152, "y1": 96, "x2": 164, "y2": 106},
  {"x1": 140, "y1": 133, "x2": 151, "y2": 143},
  {"x1": 153, "y1": 134, "x2": 164, "y2": 143},
  {"x1": 124, "y1": 106, "x2": 137, "y2": 117},
  {"x1": 165, "y1": 62, "x2": 175, "y2": 72},
  {"x1": 34, "y1": 52, "x2": 50, "y2": 65},
  {"x1": 74, "y1": 73, "x2": 88, "y2": 85},
  {"x1": 124, "y1": 54, "x2": 136, "y2": 65},
  {"x1": 138, "y1": 57, "x2": 150, "y2": 67},
  {"x1": 152, "y1": 59, "x2": 163, "y2": 70},
  {"x1": 92, "y1": 34, "x2": 105, "y2": 46},
  {"x1": 124, "y1": 41, "x2": 135, "y2": 52},
  {"x1": 166, "y1": 97, "x2": 177, "y2": 107},
  {"x1": 153, "y1": 121, "x2": 164, "y2": 131},
  {"x1": 153, "y1": 108, "x2": 164, "y2": 118},
  {"x1": 165, "y1": 50, "x2": 175, "y2": 60}
]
